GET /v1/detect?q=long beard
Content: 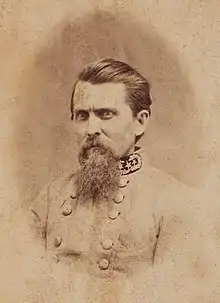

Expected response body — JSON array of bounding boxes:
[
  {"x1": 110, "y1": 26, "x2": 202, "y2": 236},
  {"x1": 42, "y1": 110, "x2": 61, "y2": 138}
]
[{"x1": 76, "y1": 142, "x2": 120, "y2": 203}]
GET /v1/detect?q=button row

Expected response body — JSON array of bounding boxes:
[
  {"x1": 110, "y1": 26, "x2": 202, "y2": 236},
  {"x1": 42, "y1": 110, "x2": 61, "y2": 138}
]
[
  {"x1": 119, "y1": 178, "x2": 129, "y2": 188},
  {"x1": 108, "y1": 209, "x2": 120, "y2": 220},
  {"x1": 57, "y1": 178, "x2": 129, "y2": 270},
  {"x1": 61, "y1": 193, "x2": 77, "y2": 216},
  {"x1": 62, "y1": 204, "x2": 72, "y2": 216},
  {"x1": 101, "y1": 239, "x2": 113, "y2": 250},
  {"x1": 61, "y1": 177, "x2": 128, "y2": 217},
  {"x1": 62, "y1": 193, "x2": 124, "y2": 216},
  {"x1": 113, "y1": 192, "x2": 124, "y2": 204},
  {"x1": 99, "y1": 258, "x2": 109, "y2": 270}
]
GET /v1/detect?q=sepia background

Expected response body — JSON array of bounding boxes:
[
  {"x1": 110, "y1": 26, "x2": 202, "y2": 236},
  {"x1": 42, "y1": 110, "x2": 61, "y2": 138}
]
[
  {"x1": 0, "y1": 0, "x2": 220, "y2": 301},
  {"x1": 1, "y1": 0, "x2": 220, "y2": 206}
]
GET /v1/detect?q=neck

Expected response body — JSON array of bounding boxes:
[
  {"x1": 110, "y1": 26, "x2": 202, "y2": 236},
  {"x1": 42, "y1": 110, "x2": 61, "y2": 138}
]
[
  {"x1": 121, "y1": 144, "x2": 142, "y2": 159},
  {"x1": 127, "y1": 144, "x2": 135, "y2": 155}
]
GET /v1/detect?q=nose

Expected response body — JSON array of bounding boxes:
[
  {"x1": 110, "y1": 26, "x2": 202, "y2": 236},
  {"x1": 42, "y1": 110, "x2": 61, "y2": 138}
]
[{"x1": 86, "y1": 114, "x2": 101, "y2": 136}]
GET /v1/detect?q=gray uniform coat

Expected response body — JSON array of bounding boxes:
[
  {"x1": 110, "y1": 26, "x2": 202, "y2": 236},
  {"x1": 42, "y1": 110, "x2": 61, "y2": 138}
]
[{"x1": 28, "y1": 148, "x2": 219, "y2": 302}]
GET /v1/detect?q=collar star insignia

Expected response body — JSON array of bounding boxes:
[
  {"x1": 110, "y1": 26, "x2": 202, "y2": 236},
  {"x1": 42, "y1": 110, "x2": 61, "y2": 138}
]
[{"x1": 119, "y1": 153, "x2": 142, "y2": 175}]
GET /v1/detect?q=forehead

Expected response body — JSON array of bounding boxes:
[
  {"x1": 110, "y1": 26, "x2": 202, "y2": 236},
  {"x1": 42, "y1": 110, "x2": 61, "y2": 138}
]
[{"x1": 73, "y1": 81, "x2": 127, "y2": 109}]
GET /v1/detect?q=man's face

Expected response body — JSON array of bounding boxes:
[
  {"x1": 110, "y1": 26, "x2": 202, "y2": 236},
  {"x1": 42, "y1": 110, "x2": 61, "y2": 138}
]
[{"x1": 72, "y1": 81, "x2": 139, "y2": 158}]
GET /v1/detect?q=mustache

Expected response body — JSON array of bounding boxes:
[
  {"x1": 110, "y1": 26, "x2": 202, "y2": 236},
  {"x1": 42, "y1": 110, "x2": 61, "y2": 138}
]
[
  {"x1": 78, "y1": 135, "x2": 119, "y2": 163},
  {"x1": 81, "y1": 136, "x2": 106, "y2": 151}
]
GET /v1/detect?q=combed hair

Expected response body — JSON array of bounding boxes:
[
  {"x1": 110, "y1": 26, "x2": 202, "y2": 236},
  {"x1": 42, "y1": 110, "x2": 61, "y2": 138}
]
[{"x1": 70, "y1": 58, "x2": 152, "y2": 118}]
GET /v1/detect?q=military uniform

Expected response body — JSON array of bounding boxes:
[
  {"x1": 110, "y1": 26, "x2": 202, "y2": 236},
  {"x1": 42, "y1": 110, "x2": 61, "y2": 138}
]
[{"x1": 29, "y1": 147, "x2": 218, "y2": 302}]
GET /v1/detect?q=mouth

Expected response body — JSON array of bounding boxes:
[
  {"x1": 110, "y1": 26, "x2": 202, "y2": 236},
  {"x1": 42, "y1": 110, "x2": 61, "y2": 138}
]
[
  {"x1": 82, "y1": 145, "x2": 102, "y2": 154},
  {"x1": 85, "y1": 143, "x2": 102, "y2": 149},
  {"x1": 90, "y1": 145, "x2": 101, "y2": 148}
]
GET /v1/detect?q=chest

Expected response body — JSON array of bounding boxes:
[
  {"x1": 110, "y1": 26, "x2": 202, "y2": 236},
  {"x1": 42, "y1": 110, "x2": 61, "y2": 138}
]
[{"x1": 46, "y1": 181, "x2": 161, "y2": 275}]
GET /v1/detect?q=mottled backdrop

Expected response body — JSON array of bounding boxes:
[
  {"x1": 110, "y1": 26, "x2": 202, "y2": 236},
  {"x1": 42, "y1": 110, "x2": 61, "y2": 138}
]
[
  {"x1": 1, "y1": 0, "x2": 220, "y2": 206},
  {"x1": 0, "y1": 1, "x2": 220, "y2": 300}
]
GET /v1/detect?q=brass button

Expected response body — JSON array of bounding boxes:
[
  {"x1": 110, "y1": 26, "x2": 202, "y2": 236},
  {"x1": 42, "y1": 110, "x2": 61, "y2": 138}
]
[
  {"x1": 119, "y1": 178, "x2": 129, "y2": 188},
  {"x1": 62, "y1": 204, "x2": 72, "y2": 216},
  {"x1": 54, "y1": 236, "x2": 62, "y2": 247},
  {"x1": 108, "y1": 210, "x2": 120, "y2": 220},
  {"x1": 99, "y1": 258, "x2": 109, "y2": 270},
  {"x1": 113, "y1": 193, "x2": 124, "y2": 204},
  {"x1": 70, "y1": 192, "x2": 77, "y2": 199},
  {"x1": 101, "y1": 239, "x2": 113, "y2": 250}
]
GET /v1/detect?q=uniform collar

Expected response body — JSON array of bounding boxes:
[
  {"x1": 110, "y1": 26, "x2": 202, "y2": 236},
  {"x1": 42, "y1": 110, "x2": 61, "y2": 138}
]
[{"x1": 119, "y1": 145, "x2": 146, "y2": 176}]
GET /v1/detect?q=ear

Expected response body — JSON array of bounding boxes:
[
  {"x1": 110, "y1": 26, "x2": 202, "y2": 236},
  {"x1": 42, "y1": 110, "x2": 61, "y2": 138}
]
[{"x1": 134, "y1": 110, "x2": 149, "y2": 137}]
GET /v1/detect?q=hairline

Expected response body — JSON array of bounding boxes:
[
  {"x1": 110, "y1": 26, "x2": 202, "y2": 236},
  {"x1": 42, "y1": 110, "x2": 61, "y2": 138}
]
[{"x1": 71, "y1": 79, "x2": 141, "y2": 118}]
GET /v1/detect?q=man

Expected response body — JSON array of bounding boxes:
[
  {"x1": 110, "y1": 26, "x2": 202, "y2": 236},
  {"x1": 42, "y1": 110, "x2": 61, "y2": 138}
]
[{"x1": 29, "y1": 58, "x2": 219, "y2": 302}]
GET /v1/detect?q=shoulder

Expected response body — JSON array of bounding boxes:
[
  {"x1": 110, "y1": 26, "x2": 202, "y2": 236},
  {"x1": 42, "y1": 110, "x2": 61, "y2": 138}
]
[
  {"x1": 28, "y1": 170, "x2": 78, "y2": 241},
  {"x1": 137, "y1": 159, "x2": 189, "y2": 192},
  {"x1": 29, "y1": 170, "x2": 78, "y2": 217},
  {"x1": 143, "y1": 166, "x2": 204, "y2": 238},
  {"x1": 149, "y1": 166, "x2": 199, "y2": 212},
  {"x1": 139, "y1": 162, "x2": 197, "y2": 205}
]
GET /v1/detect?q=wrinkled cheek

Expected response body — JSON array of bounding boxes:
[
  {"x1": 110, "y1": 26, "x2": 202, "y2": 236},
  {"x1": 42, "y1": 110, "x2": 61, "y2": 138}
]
[
  {"x1": 76, "y1": 134, "x2": 84, "y2": 147},
  {"x1": 101, "y1": 122, "x2": 135, "y2": 153}
]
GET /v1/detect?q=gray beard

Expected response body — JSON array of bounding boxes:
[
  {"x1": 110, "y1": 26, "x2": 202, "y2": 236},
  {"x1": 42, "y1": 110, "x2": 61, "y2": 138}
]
[{"x1": 76, "y1": 146, "x2": 120, "y2": 203}]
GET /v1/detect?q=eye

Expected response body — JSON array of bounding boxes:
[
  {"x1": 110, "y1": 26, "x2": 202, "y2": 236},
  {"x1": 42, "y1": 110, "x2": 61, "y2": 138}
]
[
  {"x1": 74, "y1": 110, "x2": 89, "y2": 121},
  {"x1": 95, "y1": 109, "x2": 116, "y2": 120}
]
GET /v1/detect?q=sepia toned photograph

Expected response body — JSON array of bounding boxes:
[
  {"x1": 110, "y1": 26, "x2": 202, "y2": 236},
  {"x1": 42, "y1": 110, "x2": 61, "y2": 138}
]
[{"x1": 0, "y1": 1, "x2": 220, "y2": 302}]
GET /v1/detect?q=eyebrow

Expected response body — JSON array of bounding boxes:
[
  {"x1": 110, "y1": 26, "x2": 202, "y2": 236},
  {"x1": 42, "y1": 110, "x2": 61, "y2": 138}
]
[
  {"x1": 74, "y1": 108, "x2": 119, "y2": 114},
  {"x1": 94, "y1": 108, "x2": 118, "y2": 114}
]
